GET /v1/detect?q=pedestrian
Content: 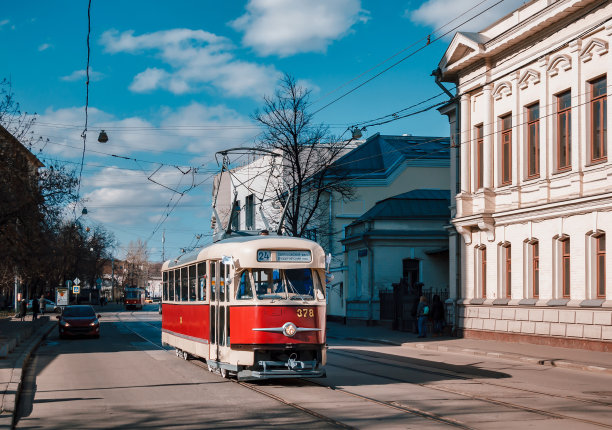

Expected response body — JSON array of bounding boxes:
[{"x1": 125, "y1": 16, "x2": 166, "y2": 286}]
[
  {"x1": 19, "y1": 299, "x2": 27, "y2": 321},
  {"x1": 416, "y1": 295, "x2": 429, "y2": 338},
  {"x1": 431, "y1": 294, "x2": 445, "y2": 337},
  {"x1": 39, "y1": 295, "x2": 46, "y2": 316},
  {"x1": 32, "y1": 297, "x2": 40, "y2": 321}
]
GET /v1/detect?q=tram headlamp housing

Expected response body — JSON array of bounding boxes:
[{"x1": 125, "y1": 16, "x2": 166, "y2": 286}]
[{"x1": 282, "y1": 322, "x2": 297, "y2": 337}]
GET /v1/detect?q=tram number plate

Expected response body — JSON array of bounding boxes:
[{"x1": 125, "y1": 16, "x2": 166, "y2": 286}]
[
  {"x1": 297, "y1": 308, "x2": 314, "y2": 318},
  {"x1": 257, "y1": 250, "x2": 272, "y2": 262}
]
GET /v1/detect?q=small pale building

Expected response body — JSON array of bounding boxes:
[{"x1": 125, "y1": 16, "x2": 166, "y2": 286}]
[
  {"x1": 438, "y1": 0, "x2": 611, "y2": 350},
  {"x1": 342, "y1": 189, "x2": 451, "y2": 325}
]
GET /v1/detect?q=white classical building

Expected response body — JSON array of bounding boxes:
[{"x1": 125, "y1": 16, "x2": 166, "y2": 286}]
[{"x1": 438, "y1": 0, "x2": 611, "y2": 350}]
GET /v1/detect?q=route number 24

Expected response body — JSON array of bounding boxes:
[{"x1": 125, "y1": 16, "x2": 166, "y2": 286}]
[{"x1": 297, "y1": 308, "x2": 314, "y2": 318}]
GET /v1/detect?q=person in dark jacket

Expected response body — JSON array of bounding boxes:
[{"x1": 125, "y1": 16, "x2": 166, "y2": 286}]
[
  {"x1": 431, "y1": 295, "x2": 445, "y2": 336},
  {"x1": 416, "y1": 296, "x2": 429, "y2": 338},
  {"x1": 19, "y1": 299, "x2": 27, "y2": 321},
  {"x1": 32, "y1": 297, "x2": 40, "y2": 321}
]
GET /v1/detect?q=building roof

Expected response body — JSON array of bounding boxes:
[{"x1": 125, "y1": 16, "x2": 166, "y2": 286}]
[
  {"x1": 0, "y1": 125, "x2": 44, "y2": 169},
  {"x1": 353, "y1": 189, "x2": 450, "y2": 222},
  {"x1": 328, "y1": 133, "x2": 449, "y2": 179}
]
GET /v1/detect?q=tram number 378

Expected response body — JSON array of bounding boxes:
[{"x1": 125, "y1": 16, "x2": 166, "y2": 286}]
[{"x1": 296, "y1": 308, "x2": 314, "y2": 318}]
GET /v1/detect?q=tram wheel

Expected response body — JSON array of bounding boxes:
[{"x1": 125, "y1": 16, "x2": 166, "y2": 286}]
[
  {"x1": 220, "y1": 367, "x2": 228, "y2": 379},
  {"x1": 182, "y1": 351, "x2": 189, "y2": 360},
  {"x1": 175, "y1": 349, "x2": 181, "y2": 358}
]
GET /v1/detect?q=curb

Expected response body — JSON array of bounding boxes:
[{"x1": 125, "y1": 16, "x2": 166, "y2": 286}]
[
  {"x1": 0, "y1": 321, "x2": 55, "y2": 430},
  {"x1": 329, "y1": 334, "x2": 612, "y2": 375}
]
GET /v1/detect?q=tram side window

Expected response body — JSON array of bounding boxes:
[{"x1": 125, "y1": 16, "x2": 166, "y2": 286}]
[
  {"x1": 181, "y1": 267, "x2": 188, "y2": 301},
  {"x1": 189, "y1": 265, "x2": 196, "y2": 301},
  {"x1": 162, "y1": 271, "x2": 168, "y2": 301},
  {"x1": 197, "y1": 262, "x2": 206, "y2": 301},
  {"x1": 219, "y1": 263, "x2": 226, "y2": 302},
  {"x1": 168, "y1": 270, "x2": 175, "y2": 301},
  {"x1": 210, "y1": 262, "x2": 216, "y2": 301},
  {"x1": 236, "y1": 270, "x2": 254, "y2": 300}
]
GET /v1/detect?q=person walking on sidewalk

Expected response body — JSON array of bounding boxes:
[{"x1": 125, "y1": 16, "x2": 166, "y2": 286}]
[
  {"x1": 32, "y1": 297, "x2": 40, "y2": 321},
  {"x1": 39, "y1": 295, "x2": 46, "y2": 316},
  {"x1": 19, "y1": 299, "x2": 27, "y2": 321},
  {"x1": 416, "y1": 296, "x2": 429, "y2": 338},
  {"x1": 431, "y1": 295, "x2": 445, "y2": 337}
]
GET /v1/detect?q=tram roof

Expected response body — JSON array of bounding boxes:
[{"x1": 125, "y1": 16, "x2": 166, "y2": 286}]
[{"x1": 162, "y1": 233, "x2": 325, "y2": 271}]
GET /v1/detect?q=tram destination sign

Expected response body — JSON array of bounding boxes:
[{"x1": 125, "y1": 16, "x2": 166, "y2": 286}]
[{"x1": 257, "y1": 250, "x2": 311, "y2": 262}]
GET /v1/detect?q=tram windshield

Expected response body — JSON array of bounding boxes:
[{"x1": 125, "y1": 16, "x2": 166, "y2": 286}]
[{"x1": 237, "y1": 268, "x2": 324, "y2": 301}]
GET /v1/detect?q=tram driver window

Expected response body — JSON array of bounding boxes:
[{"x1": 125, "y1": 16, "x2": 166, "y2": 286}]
[
  {"x1": 168, "y1": 270, "x2": 175, "y2": 301},
  {"x1": 236, "y1": 270, "x2": 254, "y2": 300},
  {"x1": 219, "y1": 264, "x2": 226, "y2": 302}
]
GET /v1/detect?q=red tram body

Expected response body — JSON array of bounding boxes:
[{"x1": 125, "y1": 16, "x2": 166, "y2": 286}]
[
  {"x1": 124, "y1": 287, "x2": 145, "y2": 310},
  {"x1": 161, "y1": 233, "x2": 327, "y2": 380}
]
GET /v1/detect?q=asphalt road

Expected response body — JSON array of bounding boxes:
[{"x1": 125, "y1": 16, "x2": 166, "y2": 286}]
[{"x1": 14, "y1": 306, "x2": 612, "y2": 429}]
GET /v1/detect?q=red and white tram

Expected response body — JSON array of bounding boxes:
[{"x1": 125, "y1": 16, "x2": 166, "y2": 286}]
[
  {"x1": 124, "y1": 287, "x2": 145, "y2": 310},
  {"x1": 160, "y1": 232, "x2": 327, "y2": 380}
]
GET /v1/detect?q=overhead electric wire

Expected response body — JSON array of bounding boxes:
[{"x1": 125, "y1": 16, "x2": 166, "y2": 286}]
[{"x1": 311, "y1": 0, "x2": 510, "y2": 115}]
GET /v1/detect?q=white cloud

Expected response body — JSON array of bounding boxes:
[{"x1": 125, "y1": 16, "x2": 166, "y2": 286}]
[
  {"x1": 0, "y1": 19, "x2": 9, "y2": 28},
  {"x1": 38, "y1": 43, "x2": 51, "y2": 51},
  {"x1": 409, "y1": 0, "x2": 527, "y2": 34},
  {"x1": 101, "y1": 28, "x2": 280, "y2": 99},
  {"x1": 60, "y1": 67, "x2": 105, "y2": 82},
  {"x1": 231, "y1": 0, "x2": 369, "y2": 57}
]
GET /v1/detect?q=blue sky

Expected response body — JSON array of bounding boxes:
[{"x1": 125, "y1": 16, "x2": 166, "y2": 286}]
[{"x1": 0, "y1": 0, "x2": 526, "y2": 260}]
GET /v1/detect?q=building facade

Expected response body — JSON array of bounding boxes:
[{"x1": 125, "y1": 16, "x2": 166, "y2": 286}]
[{"x1": 439, "y1": 0, "x2": 611, "y2": 349}]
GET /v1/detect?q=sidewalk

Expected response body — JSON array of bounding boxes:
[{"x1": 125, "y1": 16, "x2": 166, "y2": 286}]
[
  {"x1": 0, "y1": 315, "x2": 55, "y2": 429},
  {"x1": 326, "y1": 321, "x2": 612, "y2": 375}
]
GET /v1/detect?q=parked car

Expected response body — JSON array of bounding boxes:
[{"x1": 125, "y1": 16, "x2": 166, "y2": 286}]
[
  {"x1": 27, "y1": 299, "x2": 59, "y2": 313},
  {"x1": 152, "y1": 297, "x2": 161, "y2": 303},
  {"x1": 57, "y1": 305, "x2": 101, "y2": 339}
]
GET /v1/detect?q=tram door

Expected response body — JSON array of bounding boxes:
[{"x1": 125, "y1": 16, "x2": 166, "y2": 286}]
[{"x1": 210, "y1": 261, "x2": 231, "y2": 364}]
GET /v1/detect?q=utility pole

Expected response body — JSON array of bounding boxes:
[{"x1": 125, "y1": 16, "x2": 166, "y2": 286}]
[{"x1": 162, "y1": 229, "x2": 165, "y2": 262}]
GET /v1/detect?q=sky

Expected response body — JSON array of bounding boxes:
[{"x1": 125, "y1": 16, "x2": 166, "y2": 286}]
[{"x1": 1, "y1": 0, "x2": 526, "y2": 261}]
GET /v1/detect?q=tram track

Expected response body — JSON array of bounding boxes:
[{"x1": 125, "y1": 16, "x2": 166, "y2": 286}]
[
  {"x1": 327, "y1": 349, "x2": 612, "y2": 429},
  {"x1": 329, "y1": 348, "x2": 612, "y2": 407}
]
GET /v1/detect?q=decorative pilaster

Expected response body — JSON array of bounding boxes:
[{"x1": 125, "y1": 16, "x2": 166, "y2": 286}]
[
  {"x1": 482, "y1": 84, "x2": 493, "y2": 189},
  {"x1": 460, "y1": 94, "x2": 471, "y2": 193}
]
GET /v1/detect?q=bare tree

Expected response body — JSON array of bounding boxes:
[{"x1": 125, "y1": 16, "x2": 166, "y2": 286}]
[
  {"x1": 124, "y1": 239, "x2": 150, "y2": 289},
  {"x1": 253, "y1": 74, "x2": 354, "y2": 238}
]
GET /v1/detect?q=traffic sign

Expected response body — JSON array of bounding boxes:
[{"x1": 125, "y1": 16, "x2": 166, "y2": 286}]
[
  {"x1": 73, "y1": 277, "x2": 81, "y2": 286},
  {"x1": 73, "y1": 285, "x2": 80, "y2": 294},
  {"x1": 66, "y1": 280, "x2": 73, "y2": 289}
]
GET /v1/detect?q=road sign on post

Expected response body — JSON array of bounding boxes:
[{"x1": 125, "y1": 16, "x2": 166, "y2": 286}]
[
  {"x1": 73, "y1": 285, "x2": 80, "y2": 294},
  {"x1": 73, "y1": 277, "x2": 80, "y2": 286}
]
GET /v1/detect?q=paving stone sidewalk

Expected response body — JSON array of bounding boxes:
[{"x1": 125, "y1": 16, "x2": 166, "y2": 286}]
[
  {"x1": 0, "y1": 315, "x2": 55, "y2": 429},
  {"x1": 326, "y1": 321, "x2": 612, "y2": 374}
]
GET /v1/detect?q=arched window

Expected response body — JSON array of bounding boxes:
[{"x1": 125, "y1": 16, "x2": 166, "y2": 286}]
[{"x1": 586, "y1": 230, "x2": 606, "y2": 299}]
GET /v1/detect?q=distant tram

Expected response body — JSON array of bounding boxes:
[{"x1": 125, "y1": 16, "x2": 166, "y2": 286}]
[
  {"x1": 160, "y1": 232, "x2": 327, "y2": 380},
  {"x1": 124, "y1": 287, "x2": 145, "y2": 310}
]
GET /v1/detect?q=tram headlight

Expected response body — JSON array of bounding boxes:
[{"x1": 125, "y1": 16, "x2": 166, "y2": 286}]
[{"x1": 283, "y1": 322, "x2": 297, "y2": 337}]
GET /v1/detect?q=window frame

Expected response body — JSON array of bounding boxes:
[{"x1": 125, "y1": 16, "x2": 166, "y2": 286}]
[
  {"x1": 532, "y1": 242, "x2": 539, "y2": 299},
  {"x1": 590, "y1": 76, "x2": 607, "y2": 164},
  {"x1": 500, "y1": 114, "x2": 512, "y2": 186},
  {"x1": 561, "y1": 238, "x2": 571, "y2": 298},
  {"x1": 556, "y1": 91, "x2": 572, "y2": 172},
  {"x1": 596, "y1": 234, "x2": 606, "y2": 298},
  {"x1": 504, "y1": 244, "x2": 511, "y2": 299},
  {"x1": 526, "y1": 103, "x2": 540, "y2": 179},
  {"x1": 476, "y1": 124, "x2": 484, "y2": 189}
]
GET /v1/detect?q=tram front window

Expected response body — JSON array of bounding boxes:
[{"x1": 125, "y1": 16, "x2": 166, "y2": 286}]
[{"x1": 246, "y1": 268, "x2": 323, "y2": 301}]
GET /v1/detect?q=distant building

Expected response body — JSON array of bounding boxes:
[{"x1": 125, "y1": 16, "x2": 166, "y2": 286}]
[
  {"x1": 322, "y1": 134, "x2": 450, "y2": 321},
  {"x1": 342, "y1": 189, "x2": 450, "y2": 326},
  {"x1": 438, "y1": 0, "x2": 611, "y2": 349}
]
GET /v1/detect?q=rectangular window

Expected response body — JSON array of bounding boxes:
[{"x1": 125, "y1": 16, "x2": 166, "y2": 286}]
[
  {"x1": 597, "y1": 235, "x2": 606, "y2": 298},
  {"x1": 181, "y1": 267, "x2": 188, "y2": 301},
  {"x1": 562, "y1": 239, "x2": 570, "y2": 298},
  {"x1": 197, "y1": 262, "x2": 207, "y2": 301},
  {"x1": 245, "y1": 194, "x2": 255, "y2": 230},
  {"x1": 481, "y1": 247, "x2": 487, "y2": 297},
  {"x1": 532, "y1": 242, "x2": 539, "y2": 298},
  {"x1": 557, "y1": 91, "x2": 572, "y2": 171},
  {"x1": 476, "y1": 124, "x2": 484, "y2": 189},
  {"x1": 501, "y1": 115, "x2": 512, "y2": 185},
  {"x1": 210, "y1": 263, "x2": 216, "y2": 301},
  {"x1": 527, "y1": 104, "x2": 540, "y2": 178},
  {"x1": 162, "y1": 271, "x2": 168, "y2": 301},
  {"x1": 505, "y1": 245, "x2": 511, "y2": 298},
  {"x1": 189, "y1": 265, "x2": 196, "y2": 301},
  {"x1": 169, "y1": 270, "x2": 175, "y2": 301},
  {"x1": 591, "y1": 77, "x2": 607, "y2": 163}
]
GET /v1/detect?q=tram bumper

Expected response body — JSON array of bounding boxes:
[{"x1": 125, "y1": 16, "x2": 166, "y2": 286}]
[{"x1": 238, "y1": 359, "x2": 326, "y2": 381}]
